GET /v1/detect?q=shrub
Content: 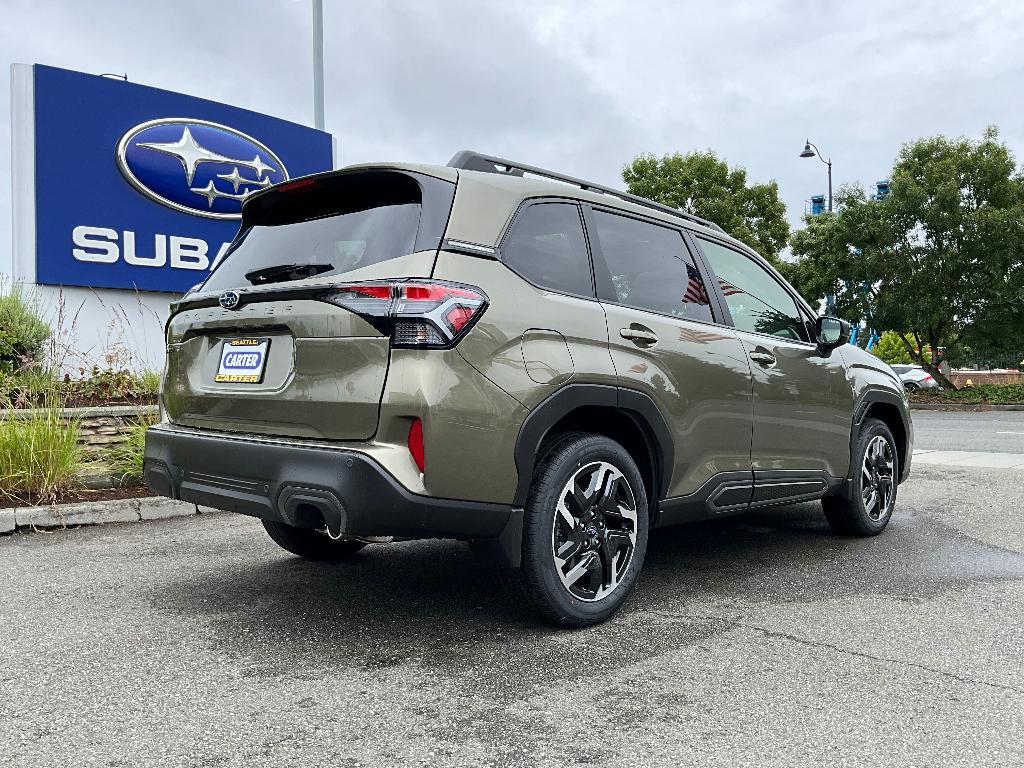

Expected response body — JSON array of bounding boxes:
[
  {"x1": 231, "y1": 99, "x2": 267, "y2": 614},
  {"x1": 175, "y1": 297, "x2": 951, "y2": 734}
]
[
  {"x1": 910, "y1": 383, "x2": 1024, "y2": 405},
  {"x1": 74, "y1": 366, "x2": 159, "y2": 404},
  {"x1": 0, "y1": 286, "x2": 51, "y2": 373},
  {"x1": 871, "y1": 331, "x2": 912, "y2": 365},
  {"x1": 108, "y1": 412, "x2": 157, "y2": 482},
  {"x1": 0, "y1": 402, "x2": 82, "y2": 504}
]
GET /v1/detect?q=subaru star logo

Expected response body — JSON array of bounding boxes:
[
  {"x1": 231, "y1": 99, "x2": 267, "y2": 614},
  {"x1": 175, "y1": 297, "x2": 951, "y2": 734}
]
[
  {"x1": 219, "y1": 290, "x2": 241, "y2": 310},
  {"x1": 116, "y1": 118, "x2": 289, "y2": 220}
]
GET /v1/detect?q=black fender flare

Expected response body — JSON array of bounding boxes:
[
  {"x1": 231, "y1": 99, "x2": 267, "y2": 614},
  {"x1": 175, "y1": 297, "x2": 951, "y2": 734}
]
[
  {"x1": 851, "y1": 388, "x2": 912, "y2": 482},
  {"x1": 512, "y1": 383, "x2": 674, "y2": 507}
]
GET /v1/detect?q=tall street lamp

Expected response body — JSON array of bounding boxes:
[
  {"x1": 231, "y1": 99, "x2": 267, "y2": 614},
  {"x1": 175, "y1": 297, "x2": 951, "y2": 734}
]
[
  {"x1": 312, "y1": 0, "x2": 325, "y2": 130},
  {"x1": 800, "y1": 139, "x2": 832, "y2": 212}
]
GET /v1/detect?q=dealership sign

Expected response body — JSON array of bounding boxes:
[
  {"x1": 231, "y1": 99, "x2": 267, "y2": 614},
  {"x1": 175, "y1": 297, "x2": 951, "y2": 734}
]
[{"x1": 16, "y1": 64, "x2": 333, "y2": 293}]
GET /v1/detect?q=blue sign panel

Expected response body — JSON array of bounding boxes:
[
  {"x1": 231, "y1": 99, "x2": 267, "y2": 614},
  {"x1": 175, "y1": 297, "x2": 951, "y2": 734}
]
[{"x1": 32, "y1": 64, "x2": 333, "y2": 293}]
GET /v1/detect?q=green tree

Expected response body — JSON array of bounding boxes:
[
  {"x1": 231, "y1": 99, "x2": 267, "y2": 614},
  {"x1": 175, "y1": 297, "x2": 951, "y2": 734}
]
[
  {"x1": 872, "y1": 331, "x2": 912, "y2": 365},
  {"x1": 623, "y1": 151, "x2": 790, "y2": 262},
  {"x1": 786, "y1": 127, "x2": 1024, "y2": 389}
]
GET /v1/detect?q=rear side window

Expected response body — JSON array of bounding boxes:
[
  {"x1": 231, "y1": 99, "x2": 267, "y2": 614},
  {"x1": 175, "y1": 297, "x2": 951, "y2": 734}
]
[
  {"x1": 203, "y1": 170, "x2": 454, "y2": 291},
  {"x1": 592, "y1": 210, "x2": 714, "y2": 324},
  {"x1": 501, "y1": 203, "x2": 593, "y2": 297}
]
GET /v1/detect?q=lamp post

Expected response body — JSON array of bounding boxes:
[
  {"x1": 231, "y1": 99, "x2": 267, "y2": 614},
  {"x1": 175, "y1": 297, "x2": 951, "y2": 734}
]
[
  {"x1": 799, "y1": 139, "x2": 832, "y2": 212},
  {"x1": 312, "y1": 0, "x2": 325, "y2": 130}
]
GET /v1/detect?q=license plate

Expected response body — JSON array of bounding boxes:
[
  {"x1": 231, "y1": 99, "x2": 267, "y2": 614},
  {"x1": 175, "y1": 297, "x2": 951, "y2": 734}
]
[{"x1": 215, "y1": 338, "x2": 270, "y2": 383}]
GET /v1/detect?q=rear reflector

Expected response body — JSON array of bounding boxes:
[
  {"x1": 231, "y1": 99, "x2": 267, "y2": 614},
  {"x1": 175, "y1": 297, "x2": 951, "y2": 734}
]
[
  {"x1": 320, "y1": 280, "x2": 487, "y2": 348},
  {"x1": 408, "y1": 419, "x2": 425, "y2": 473}
]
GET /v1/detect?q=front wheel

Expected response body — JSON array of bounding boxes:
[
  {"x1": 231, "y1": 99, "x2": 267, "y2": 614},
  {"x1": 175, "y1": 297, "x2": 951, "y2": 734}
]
[
  {"x1": 823, "y1": 418, "x2": 899, "y2": 536},
  {"x1": 514, "y1": 433, "x2": 649, "y2": 627}
]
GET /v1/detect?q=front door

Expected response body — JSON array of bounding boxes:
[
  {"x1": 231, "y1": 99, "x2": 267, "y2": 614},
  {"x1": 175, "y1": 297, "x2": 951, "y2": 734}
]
[
  {"x1": 694, "y1": 236, "x2": 854, "y2": 487},
  {"x1": 586, "y1": 208, "x2": 754, "y2": 503}
]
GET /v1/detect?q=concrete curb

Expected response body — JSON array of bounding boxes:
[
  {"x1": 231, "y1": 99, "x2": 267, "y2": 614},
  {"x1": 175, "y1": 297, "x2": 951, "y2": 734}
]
[
  {"x1": 910, "y1": 403, "x2": 1024, "y2": 411},
  {"x1": 0, "y1": 404, "x2": 159, "y2": 420},
  {"x1": 1, "y1": 496, "x2": 202, "y2": 533}
]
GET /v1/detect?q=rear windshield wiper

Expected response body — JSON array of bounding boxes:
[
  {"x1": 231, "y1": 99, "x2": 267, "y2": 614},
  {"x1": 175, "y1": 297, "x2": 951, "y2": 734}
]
[{"x1": 245, "y1": 263, "x2": 334, "y2": 285}]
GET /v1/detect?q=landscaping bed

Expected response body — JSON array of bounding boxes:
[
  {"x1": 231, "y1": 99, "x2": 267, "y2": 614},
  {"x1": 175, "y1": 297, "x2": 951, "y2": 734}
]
[
  {"x1": 909, "y1": 383, "x2": 1024, "y2": 406},
  {"x1": 0, "y1": 485, "x2": 154, "y2": 510}
]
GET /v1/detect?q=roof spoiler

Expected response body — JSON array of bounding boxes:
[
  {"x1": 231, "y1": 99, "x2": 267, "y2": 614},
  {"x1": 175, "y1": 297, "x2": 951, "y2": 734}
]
[{"x1": 447, "y1": 150, "x2": 725, "y2": 233}]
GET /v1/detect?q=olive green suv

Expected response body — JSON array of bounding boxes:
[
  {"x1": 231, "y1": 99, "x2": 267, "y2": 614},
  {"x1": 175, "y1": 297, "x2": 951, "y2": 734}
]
[{"x1": 144, "y1": 151, "x2": 912, "y2": 626}]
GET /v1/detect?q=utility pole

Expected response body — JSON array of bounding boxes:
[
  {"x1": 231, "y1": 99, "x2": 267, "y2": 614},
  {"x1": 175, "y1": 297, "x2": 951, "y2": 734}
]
[{"x1": 312, "y1": 0, "x2": 325, "y2": 130}]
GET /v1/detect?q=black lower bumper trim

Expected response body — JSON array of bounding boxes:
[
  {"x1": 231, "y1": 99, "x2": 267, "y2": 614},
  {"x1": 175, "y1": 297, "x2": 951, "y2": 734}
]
[{"x1": 143, "y1": 427, "x2": 511, "y2": 539}]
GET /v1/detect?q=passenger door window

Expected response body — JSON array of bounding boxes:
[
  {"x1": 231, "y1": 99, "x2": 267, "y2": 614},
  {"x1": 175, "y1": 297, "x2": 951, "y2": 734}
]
[
  {"x1": 501, "y1": 203, "x2": 593, "y2": 297},
  {"x1": 696, "y1": 238, "x2": 806, "y2": 341},
  {"x1": 592, "y1": 210, "x2": 714, "y2": 324}
]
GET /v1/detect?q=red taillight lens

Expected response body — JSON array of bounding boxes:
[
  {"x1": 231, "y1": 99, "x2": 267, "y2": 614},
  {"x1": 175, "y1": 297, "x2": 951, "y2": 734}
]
[
  {"x1": 408, "y1": 419, "x2": 425, "y2": 473},
  {"x1": 320, "y1": 280, "x2": 487, "y2": 348}
]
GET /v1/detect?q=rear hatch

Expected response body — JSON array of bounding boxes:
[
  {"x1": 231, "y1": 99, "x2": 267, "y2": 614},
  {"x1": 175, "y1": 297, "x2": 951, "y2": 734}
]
[{"x1": 163, "y1": 168, "x2": 456, "y2": 440}]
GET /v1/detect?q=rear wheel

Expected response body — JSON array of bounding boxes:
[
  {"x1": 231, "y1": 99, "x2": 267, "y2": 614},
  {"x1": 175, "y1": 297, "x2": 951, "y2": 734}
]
[
  {"x1": 261, "y1": 520, "x2": 367, "y2": 561},
  {"x1": 514, "y1": 433, "x2": 649, "y2": 627},
  {"x1": 823, "y1": 418, "x2": 898, "y2": 536},
  {"x1": 903, "y1": 381, "x2": 919, "y2": 392}
]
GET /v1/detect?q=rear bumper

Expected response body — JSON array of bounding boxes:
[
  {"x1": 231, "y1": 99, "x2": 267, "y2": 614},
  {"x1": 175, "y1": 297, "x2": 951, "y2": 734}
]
[{"x1": 143, "y1": 425, "x2": 512, "y2": 539}]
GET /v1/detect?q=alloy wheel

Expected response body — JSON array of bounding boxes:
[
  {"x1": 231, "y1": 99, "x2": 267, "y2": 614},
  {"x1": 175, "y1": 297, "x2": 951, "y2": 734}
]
[
  {"x1": 861, "y1": 435, "x2": 896, "y2": 521},
  {"x1": 551, "y1": 461, "x2": 638, "y2": 602}
]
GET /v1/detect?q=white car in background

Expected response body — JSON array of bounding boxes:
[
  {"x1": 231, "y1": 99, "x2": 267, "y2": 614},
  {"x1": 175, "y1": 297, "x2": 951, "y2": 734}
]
[{"x1": 890, "y1": 364, "x2": 942, "y2": 391}]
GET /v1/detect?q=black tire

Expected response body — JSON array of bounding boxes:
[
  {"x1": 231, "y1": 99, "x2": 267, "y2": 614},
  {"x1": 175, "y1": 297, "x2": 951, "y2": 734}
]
[
  {"x1": 823, "y1": 418, "x2": 899, "y2": 536},
  {"x1": 903, "y1": 382, "x2": 919, "y2": 392},
  {"x1": 511, "y1": 432, "x2": 649, "y2": 627},
  {"x1": 261, "y1": 520, "x2": 367, "y2": 561}
]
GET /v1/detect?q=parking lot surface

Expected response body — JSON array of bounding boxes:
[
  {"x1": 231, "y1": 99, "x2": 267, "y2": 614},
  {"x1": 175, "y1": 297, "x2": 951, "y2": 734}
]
[
  {"x1": 2, "y1": 462, "x2": 1022, "y2": 767},
  {"x1": 912, "y1": 409, "x2": 1024, "y2": 453}
]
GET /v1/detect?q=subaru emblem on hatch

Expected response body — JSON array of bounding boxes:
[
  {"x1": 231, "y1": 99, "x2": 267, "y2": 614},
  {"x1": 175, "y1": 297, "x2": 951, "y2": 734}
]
[
  {"x1": 219, "y1": 291, "x2": 241, "y2": 310},
  {"x1": 116, "y1": 118, "x2": 289, "y2": 220}
]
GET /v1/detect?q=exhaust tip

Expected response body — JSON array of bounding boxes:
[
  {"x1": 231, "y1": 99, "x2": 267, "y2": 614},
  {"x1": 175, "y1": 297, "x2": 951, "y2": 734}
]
[{"x1": 278, "y1": 487, "x2": 347, "y2": 535}]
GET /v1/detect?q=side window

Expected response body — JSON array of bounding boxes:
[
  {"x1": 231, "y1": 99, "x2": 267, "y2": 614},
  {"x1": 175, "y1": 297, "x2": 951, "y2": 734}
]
[
  {"x1": 592, "y1": 211, "x2": 714, "y2": 324},
  {"x1": 696, "y1": 238, "x2": 806, "y2": 341},
  {"x1": 501, "y1": 203, "x2": 593, "y2": 297}
]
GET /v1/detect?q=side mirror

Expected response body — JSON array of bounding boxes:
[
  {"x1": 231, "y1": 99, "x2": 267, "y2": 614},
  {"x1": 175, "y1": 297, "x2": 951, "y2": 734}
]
[{"x1": 815, "y1": 316, "x2": 850, "y2": 352}]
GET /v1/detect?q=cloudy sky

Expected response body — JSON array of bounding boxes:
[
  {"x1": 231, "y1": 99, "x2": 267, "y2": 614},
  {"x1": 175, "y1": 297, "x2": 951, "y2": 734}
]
[{"x1": 2, "y1": 0, "x2": 1022, "y2": 254}]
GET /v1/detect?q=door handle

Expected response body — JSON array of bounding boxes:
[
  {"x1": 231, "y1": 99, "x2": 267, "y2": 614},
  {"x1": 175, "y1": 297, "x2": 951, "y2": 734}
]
[
  {"x1": 620, "y1": 327, "x2": 658, "y2": 345},
  {"x1": 748, "y1": 348, "x2": 777, "y2": 367}
]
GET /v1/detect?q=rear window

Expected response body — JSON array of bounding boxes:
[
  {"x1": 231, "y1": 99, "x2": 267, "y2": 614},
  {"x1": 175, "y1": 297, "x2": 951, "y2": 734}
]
[{"x1": 202, "y1": 170, "x2": 454, "y2": 291}]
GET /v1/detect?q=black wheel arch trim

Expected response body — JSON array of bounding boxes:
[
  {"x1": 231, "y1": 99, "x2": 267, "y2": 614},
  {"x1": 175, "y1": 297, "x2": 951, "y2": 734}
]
[
  {"x1": 852, "y1": 388, "x2": 912, "y2": 483},
  {"x1": 512, "y1": 383, "x2": 674, "y2": 508}
]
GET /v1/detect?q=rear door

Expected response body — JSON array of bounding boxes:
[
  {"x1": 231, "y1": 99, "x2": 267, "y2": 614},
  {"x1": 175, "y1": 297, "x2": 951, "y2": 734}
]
[
  {"x1": 163, "y1": 169, "x2": 455, "y2": 440},
  {"x1": 693, "y1": 236, "x2": 854, "y2": 485},
  {"x1": 587, "y1": 207, "x2": 754, "y2": 503}
]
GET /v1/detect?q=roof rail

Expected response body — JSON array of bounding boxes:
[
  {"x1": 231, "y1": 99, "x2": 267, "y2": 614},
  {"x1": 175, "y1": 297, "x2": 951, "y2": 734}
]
[{"x1": 447, "y1": 150, "x2": 725, "y2": 233}]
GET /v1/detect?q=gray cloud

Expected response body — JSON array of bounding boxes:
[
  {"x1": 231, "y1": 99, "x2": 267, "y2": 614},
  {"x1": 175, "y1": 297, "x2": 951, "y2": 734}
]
[{"x1": 2, "y1": 0, "x2": 1023, "y2": 258}]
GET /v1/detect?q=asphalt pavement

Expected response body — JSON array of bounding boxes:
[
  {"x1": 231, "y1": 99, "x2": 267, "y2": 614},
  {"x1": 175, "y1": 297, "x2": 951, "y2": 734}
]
[
  {"x1": 2, "y1": 458, "x2": 1022, "y2": 767},
  {"x1": 912, "y1": 409, "x2": 1024, "y2": 453}
]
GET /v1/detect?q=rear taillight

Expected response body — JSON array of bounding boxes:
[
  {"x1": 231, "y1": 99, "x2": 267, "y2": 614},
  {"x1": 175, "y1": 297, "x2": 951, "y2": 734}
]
[
  {"x1": 922, "y1": 374, "x2": 934, "y2": 382},
  {"x1": 320, "y1": 280, "x2": 487, "y2": 348}
]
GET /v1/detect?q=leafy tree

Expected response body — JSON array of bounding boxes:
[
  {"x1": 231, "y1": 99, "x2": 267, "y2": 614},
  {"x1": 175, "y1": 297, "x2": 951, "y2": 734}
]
[
  {"x1": 871, "y1": 331, "x2": 912, "y2": 365},
  {"x1": 623, "y1": 151, "x2": 790, "y2": 263},
  {"x1": 786, "y1": 127, "x2": 1024, "y2": 389}
]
